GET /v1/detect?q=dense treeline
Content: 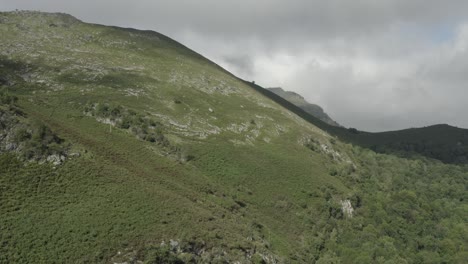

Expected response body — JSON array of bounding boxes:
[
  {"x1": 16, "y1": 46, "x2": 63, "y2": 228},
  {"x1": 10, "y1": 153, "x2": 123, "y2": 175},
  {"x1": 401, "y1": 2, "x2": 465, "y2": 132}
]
[
  {"x1": 305, "y1": 143, "x2": 468, "y2": 263},
  {"x1": 370, "y1": 140, "x2": 468, "y2": 165}
]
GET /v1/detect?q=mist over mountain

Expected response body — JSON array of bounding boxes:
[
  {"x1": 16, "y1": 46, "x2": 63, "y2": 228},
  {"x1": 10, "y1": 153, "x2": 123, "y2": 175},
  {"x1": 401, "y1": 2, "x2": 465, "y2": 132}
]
[
  {"x1": 267, "y1": 87, "x2": 340, "y2": 127},
  {"x1": 3, "y1": 1, "x2": 468, "y2": 131}
]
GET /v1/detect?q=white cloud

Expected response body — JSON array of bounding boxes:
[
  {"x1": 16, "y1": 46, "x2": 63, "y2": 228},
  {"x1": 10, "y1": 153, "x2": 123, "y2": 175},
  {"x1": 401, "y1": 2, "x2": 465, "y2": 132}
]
[{"x1": 1, "y1": 0, "x2": 468, "y2": 131}]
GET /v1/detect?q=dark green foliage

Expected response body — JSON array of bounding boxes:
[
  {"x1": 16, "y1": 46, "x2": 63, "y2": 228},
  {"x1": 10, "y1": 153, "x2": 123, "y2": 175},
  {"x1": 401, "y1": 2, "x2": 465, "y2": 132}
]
[
  {"x1": 251, "y1": 254, "x2": 267, "y2": 264},
  {"x1": 87, "y1": 103, "x2": 161, "y2": 130},
  {"x1": 249, "y1": 82, "x2": 468, "y2": 164},
  {"x1": 305, "y1": 138, "x2": 320, "y2": 152},
  {"x1": 119, "y1": 115, "x2": 133, "y2": 129},
  {"x1": 142, "y1": 245, "x2": 184, "y2": 264},
  {"x1": 0, "y1": 56, "x2": 29, "y2": 87},
  {"x1": 84, "y1": 102, "x2": 190, "y2": 160},
  {"x1": 12, "y1": 127, "x2": 30, "y2": 142},
  {"x1": 1, "y1": 99, "x2": 67, "y2": 161},
  {"x1": 173, "y1": 145, "x2": 194, "y2": 162},
  {"x1": 327, "y1": 201, "x2": 343, "y2": 219},
  {"x1": 313, "y1": 145, "x2": 468, "y2": 263},
  {"x1": 96, "y1": 103, "x2": 111, "y2": 117},
  {"x1": 0, "y1": 89, "x2": 18, "y2": 105},
  {"x1": 21, "y1": 122, "x2": 65, "y2": 160}
]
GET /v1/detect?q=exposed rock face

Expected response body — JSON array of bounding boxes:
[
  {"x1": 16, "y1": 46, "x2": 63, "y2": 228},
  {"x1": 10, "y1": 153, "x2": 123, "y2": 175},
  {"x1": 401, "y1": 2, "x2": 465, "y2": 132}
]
[
  {"x1": 110, "y1": 239, "x2": 282, "y2": 263},
  {"x1": 268, "y1": 87, "x2": 340, "y2": 127},
  {"x1": 341, "y1": 199, "x2": 354, "y2": 218},
  {"x1": 46, "y1": 154, "x2": 66, "y2": 166}
]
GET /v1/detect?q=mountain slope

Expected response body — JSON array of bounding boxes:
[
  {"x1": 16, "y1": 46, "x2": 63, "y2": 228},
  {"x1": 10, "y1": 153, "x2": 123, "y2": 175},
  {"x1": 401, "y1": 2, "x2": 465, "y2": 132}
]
[
  {"x1": 260, "y1": 87, "x2": 468, "y2": 165},
  {"x1": 1, "y1": 11, "x2": 467, "y2": 263},
  {"x1": 0, "y1": 11, "x2": 350, "y2": 262},
  {"x1": 267, "y1": 87, "x2": 340, "y2": 127}
]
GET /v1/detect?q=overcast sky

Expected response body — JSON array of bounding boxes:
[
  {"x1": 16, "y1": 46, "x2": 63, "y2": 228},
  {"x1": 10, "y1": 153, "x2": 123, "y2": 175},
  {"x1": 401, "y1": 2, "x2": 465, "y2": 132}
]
[{"x1": 2, "y1": 1, "x2": 468, "y2": 131}]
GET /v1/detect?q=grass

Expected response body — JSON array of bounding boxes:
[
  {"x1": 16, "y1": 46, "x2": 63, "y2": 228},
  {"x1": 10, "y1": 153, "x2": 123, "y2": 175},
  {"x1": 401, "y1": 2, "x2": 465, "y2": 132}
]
[
  {"x1": 4, "y1": 93, "x2": 342, "y2": 261},
  {"x1": 0, "y1": 11, "x2": 466, "y2": 263},
  {"x1": 2, "y1": 102, "x2": 261, "y2": 262}
]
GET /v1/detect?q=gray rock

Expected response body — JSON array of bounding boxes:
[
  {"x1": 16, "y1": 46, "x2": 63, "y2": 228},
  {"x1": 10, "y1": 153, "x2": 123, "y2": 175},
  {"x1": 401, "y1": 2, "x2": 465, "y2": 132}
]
[
  {"x1": 169, "y1": 239, "x2": 179, "y2": 250},
  {"x1": 46, "y1": 154, "x2": 62, "y2": 165},
  {"x1": 5, "y1": 142, "x2": 17, "y2": 151},
  {"x1": 340, "y1": 199, "x2": 354, "y2": 218}
]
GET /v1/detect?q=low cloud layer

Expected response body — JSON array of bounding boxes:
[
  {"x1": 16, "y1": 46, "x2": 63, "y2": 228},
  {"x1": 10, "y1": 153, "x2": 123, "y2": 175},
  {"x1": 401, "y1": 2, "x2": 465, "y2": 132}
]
[{"x1": 2, "y1": 0, "x2": 468, "y2": 131}]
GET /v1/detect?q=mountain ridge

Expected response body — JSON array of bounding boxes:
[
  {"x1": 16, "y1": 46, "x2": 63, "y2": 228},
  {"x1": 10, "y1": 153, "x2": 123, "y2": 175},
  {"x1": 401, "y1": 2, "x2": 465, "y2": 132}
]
[
  {"x1": 256, "y1": 86, "x2": 468, "y2": 164},
  {"x1": 267, "y1": 87, "x2": 341, "y2": 127},
  {"x1": 1, "y1": 11, "x2": 467, "y2": 263}
]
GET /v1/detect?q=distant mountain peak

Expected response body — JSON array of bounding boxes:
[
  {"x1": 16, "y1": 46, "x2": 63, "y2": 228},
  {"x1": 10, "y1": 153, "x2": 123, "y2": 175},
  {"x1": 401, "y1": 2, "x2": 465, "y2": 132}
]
[{"x1": 267, "y1": 87, "x2": 340, "y2": 127}]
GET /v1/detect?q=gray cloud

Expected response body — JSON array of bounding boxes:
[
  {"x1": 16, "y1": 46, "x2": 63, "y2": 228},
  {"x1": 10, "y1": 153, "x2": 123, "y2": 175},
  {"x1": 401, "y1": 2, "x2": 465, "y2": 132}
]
[{"x1": 2, "y1": 0, "x2": 468, "y2": 131}]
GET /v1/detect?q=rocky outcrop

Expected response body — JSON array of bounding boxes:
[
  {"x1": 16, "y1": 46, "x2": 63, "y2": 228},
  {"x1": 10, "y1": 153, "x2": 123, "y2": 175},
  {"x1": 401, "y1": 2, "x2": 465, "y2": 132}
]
[
  {"x1": 110, "y1": 238, "x2": 282, "y2": 264},
  {"x1": 341, "y1": 199, "x2": 354, "y2": 218},
  {"x1": 0, "y1": 100, "x2": 69, "y2": 164},
  {"x1": 268, "y1": 87, "x2": 340, "y2": 127}
]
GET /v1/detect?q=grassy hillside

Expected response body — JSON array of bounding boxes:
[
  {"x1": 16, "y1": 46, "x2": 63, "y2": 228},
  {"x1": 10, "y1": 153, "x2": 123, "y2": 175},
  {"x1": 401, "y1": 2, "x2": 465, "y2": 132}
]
[{"x1": 0, "y1": 11, "x2": 467, "y2": 263}]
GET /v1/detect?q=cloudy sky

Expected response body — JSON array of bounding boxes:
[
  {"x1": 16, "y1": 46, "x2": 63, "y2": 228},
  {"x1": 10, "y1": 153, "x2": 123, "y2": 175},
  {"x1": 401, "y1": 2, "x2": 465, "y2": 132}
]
[{"x1": 2, "y1": 1, "x2": 468, "y2": 131}]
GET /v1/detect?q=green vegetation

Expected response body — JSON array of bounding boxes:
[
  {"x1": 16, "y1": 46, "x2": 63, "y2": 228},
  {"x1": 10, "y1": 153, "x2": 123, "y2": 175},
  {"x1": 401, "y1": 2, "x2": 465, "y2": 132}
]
[
  {"x1": 0, "y1": 11, "x2": 466, "y2": 263},
  {"x1": 84, "y1": 102, "x2": 195, "y2": 162},
  {"x1": 359, "y1": 125, "x2": 468, "y2": 164},
  {"x1": 257, "y1": 83, "x2": 468, "y2": 165},
  {"x1": 85, "y1": 102, "x2": 168, "y2": 144},
  {"x1": 0, "y1": 89, "x2": 18, "y2": 105},
  {"x1": 1, "y1": 89, "x2": 68, "y2": 162},
  {"x1": 310, "y1": 145, "x2": 467, "y2": 263}
]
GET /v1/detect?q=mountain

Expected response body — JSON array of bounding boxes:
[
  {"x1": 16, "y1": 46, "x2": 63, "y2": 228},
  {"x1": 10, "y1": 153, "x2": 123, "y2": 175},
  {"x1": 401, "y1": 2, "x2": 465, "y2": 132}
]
[
  {"x1": 1, "y1": 11, "x2": 467, "y2": 263},
  {"x1": 267, "y1": 87, "x2": 340, "y2": 127},
  {"x1": 343, "y1": 124, "x2": 468, "y2": 164},
  {"x1": 260, "y1": 88, "x2": 468, "y2": 165}
]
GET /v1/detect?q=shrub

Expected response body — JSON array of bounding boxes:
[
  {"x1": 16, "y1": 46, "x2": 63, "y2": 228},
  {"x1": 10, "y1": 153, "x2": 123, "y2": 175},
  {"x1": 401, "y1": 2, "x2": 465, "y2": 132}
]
[
  {"x1": 13, "y1": 127, "x2": 31, "y2": 142},
  {"x1": 0, "y1": 89, "x2": 18, "y2": 105},
  {"x1": 96, "y1": 104, "x2": 110, "y2": 117},
  {"x1": 118, "y1": 116, "x2": 132, "y2": 129},
  {"x1": 110, "y1": 105, "x2": 122, "y2": 118},
  {"x1": 143, "y1": 245, "x2": 184, "y2": 264}
]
